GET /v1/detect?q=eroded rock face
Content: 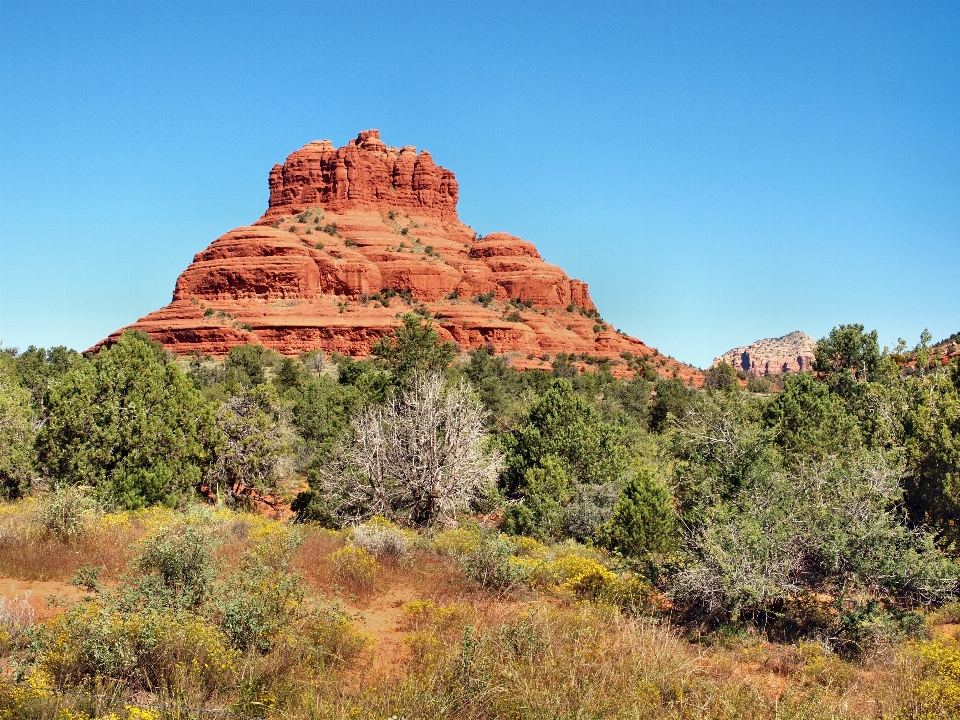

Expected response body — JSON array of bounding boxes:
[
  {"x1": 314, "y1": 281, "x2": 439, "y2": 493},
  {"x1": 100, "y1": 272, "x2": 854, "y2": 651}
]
[
  {"x1": 264, "y1": 130, "x2": 458, "y2": 221},
  {"x1": 714, "y1": 331, "x2": 817, "y2": 375},
  {"x1": 98, "y1": 131, "x2": 700, "y2": 383}
]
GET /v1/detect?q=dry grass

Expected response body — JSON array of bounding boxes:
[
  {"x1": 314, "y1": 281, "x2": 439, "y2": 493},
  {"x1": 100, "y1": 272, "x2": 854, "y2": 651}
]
[
  {"x1": 0, "y1": 503, "x2": 141, "y2": 583},
  {"x1": 0, "y1": 499, "x2": 946, "y2": 720}
]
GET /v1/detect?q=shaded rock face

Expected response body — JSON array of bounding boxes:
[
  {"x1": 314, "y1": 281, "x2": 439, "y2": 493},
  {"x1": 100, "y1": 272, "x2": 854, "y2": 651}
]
[
  {"x1": 714, "y1": 331, "x2": 817, "y2": 375},
  {"x1": 99, "y1": 130, "x2": 700, "y2": 383}
]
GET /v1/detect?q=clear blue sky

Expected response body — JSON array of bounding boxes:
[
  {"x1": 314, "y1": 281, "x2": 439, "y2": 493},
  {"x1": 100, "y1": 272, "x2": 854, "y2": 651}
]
[{"x1": 1, "y1": 1, "x2": 957, "y2": 368}]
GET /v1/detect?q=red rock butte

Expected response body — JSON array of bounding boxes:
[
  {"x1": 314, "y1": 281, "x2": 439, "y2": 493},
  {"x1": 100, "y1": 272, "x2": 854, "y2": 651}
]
[{"x1": 99, "y1": 130, "x2": 700, "y2": 382}]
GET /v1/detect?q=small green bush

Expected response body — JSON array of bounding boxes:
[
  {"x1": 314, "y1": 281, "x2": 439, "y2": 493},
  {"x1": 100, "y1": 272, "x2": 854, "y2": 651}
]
[
  {"x1": 69, "y1": 564, "x2": 103, "y2": 593},
  {"x1": 128, "y1": 525, "x2": 217, "y2": 611},
  {"x1": 216, "y1": 557, "x2": 303, "y2": 652},
  {"x1": 40, "y1": 602, "x2": 237, "y2": 692},
  {"x1": 33, "y1": 485, "x2": 100, "y2": 542},
  {"x1": 300, "y1": 602, "x2": 371, "y2": 668},
  {"x1": 460, "y1": 533, "x2": 528, "y2": 592}
]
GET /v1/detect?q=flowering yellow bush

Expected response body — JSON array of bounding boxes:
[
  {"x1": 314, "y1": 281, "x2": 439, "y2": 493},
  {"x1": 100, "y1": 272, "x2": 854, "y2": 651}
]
[
  {"x1": 40, "y1": 602, "x2": 238, "y2": 692},
  {"x1": 910, "y1": 637, "x2": 960, "y2": 719},
  {"x1": 330, "y1": 544, "x2": 379, "y2": 592},
  {"x1": 528, "y1": 553, "x2": 650, "y2": 610},
  {"x1": 432, "y1": 527, "x2": 481, "y2": 556},
  {"x1": 535, "y1": 554, "x2": 618, "y2": 598},
  {"x1": 794, "y1": 641, "x2": 857, "y2": 689},
  {"x1": 246, "y1": 519, "x2": 304, "y2": 567},
  {"x1": 42, "y1": 707, "x2": 161, "y2": 720},
  {"x1": 356, "y1": 515, "x2": 411, "y2": 536},
  {"x1": 300, "y1": 604, "x2": 371, "y2": 667},
  {"x1": 96, "y1": 503, "x2": 245, "y2": 537},
  {"x1": 512, "y1": 535, "x2": 549, "y2": 559},
  {"x1": 0, "y1": 668, "x2": 53, "y2": 719},
  {"x1": 402, "y1": 599, "x2": 474, "y2": 633},
  {"x1": 56, "y1": 708, "x2": 161, "y2": 720},
  {"x1": 402, "y1": 599, "x2": 474, "y2": 667}
]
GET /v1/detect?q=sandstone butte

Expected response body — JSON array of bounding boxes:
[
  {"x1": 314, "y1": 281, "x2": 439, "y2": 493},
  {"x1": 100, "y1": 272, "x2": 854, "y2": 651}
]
[
  {"x1": 713, "y1": 331, "x2": 817, "y2": 376},
  {"x1": 98, "y1": 130, "x2": 701, "y2": 383}
]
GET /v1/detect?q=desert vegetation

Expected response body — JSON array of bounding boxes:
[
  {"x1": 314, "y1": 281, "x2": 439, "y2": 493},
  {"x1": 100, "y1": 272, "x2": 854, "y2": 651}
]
[{"x1": 0, "y1": 321, "x2": 959, "y2": 718}]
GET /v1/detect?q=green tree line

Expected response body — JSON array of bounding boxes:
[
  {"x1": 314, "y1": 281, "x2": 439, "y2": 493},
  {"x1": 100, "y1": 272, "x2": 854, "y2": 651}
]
[{"x1": 2, "y1": 319, "x2": 958, "y2": 647}]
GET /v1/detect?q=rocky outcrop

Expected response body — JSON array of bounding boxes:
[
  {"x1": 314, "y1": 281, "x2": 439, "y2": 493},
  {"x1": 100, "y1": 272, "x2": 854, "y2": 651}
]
[
  {"x1": 714, "y1": 331, "x2": 816, "y2": 375},
  {"x1": 98, "y1": 131, "x2": 701, "y2": 383},
  {"x1": 263, "y1": 130, "x2": 458, "y2": 222},
  {"x1": 935, "y1": 334, "x2": 960, "y2": 366}
]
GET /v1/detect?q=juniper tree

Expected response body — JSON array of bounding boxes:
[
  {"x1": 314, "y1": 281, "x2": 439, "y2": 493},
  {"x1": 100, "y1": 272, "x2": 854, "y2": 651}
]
[
  {"x1": 36, "y1": 331, "x2": 218, "y2": 509},
  {"x1": 601, "y1": 466, "x2": 676, "y2": 558}
]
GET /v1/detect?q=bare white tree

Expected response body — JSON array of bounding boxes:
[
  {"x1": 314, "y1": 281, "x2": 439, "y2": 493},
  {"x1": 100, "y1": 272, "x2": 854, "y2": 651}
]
[{"x1": 321, "y1": 372, "x2": 503, "y2": 527}]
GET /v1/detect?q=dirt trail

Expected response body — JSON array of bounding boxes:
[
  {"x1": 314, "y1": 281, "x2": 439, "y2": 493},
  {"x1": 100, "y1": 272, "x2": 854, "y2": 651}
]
[
  {"x1": 347, "y1": 583, "x2": 419, "y2": 671},
  {"x1": 0, "y1": 576, "x2": 85, "y2": 620}
]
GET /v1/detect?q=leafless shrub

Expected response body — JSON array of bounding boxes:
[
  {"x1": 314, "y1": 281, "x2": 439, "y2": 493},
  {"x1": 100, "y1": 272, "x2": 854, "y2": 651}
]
[
  {"x1": 0, "y1": 591, "x2": 35, "y2": 642},
  {"x1": 349, "y1": 518, "x2": 413, "y2": 563},
  {"x1": 321, "y1": 372, "x2": 503, "y2": 527}
]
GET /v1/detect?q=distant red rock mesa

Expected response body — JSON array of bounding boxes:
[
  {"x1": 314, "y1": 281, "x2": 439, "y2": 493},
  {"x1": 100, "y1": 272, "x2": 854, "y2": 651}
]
[
  {"x1": 713, "y1": 331, "x2": 816, "y2": 375},
  {"x1": 99, "y1": 130, "x2": 700, "y2": 382}
]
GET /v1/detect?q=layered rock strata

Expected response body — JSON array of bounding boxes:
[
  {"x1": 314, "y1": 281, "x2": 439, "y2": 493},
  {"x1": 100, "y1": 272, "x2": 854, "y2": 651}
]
[
  {"x1": 99, "y1": 130, "x2": 700, "y2": 383},
  {"x1": 714, "y1": 331, "x2": 816, "y2": 375}
]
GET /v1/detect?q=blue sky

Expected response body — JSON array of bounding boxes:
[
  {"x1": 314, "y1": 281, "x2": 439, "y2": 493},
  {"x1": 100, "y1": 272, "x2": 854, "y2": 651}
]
[{"x1": 1, "y1": 1, "x2": 957, "y2": 368}]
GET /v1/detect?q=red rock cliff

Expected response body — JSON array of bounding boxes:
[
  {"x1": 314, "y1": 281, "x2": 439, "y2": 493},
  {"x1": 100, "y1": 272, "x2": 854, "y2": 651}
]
[
  {"x1": 264, "y1": 130, "x2": 458, "y2": 221},
  {"x1": 98, "y1": 131, "x2": 700, "y2": 383}
]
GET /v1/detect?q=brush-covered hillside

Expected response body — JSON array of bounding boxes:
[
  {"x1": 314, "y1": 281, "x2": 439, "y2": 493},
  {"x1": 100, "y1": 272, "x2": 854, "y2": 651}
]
[{"x1": 0, "y1": 321, "x2": 959, "y2": 719}]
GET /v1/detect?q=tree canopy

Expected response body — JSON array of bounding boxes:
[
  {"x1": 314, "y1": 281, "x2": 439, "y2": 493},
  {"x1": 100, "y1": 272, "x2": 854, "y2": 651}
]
[
  {"x1": 371, "y1": 314, "x2": 456, "y2": 383},
  {"x1": 35, "y1": 332, "x2": 218, "y2": 508}
]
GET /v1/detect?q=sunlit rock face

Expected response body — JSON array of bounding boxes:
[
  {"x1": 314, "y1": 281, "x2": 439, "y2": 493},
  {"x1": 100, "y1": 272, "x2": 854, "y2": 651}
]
[{"x1": 714, "y1": 331, "x2": 817, "y2": 375}]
